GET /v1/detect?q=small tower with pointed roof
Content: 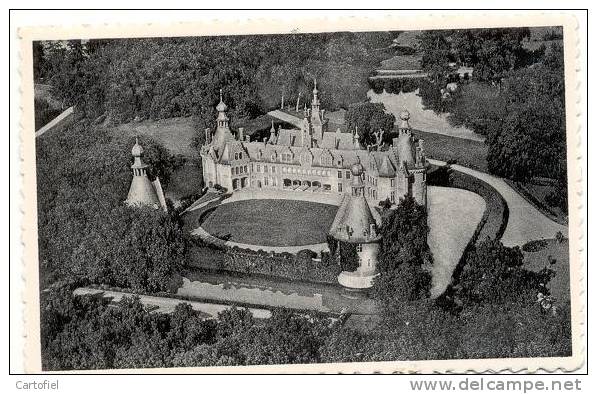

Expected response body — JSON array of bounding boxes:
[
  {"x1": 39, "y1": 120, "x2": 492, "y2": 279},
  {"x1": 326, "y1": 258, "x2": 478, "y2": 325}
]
[
  {"x1": 330, "y1": 161, "x2": 381, "y2": 289},
  {"x1": 211, "y1": 89, "x2": 236, "y2": 155},
  {"x1": 126, "y1": 138, "x2": 167, "y2": 212},
  {"x1": 310, "y1": 78, "x2": 325, "y2": 143}
]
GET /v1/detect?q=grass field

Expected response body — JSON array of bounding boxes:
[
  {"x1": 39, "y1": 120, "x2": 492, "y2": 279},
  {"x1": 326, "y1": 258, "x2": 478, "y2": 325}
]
[
  {"x1": 414, "y1": 129, "x2": 489, "y2": 172},
  {"x1": 427, "y1": 186, "x2": 486, "y2": 297},
  {"x1": 115, "y1": 117, "x2": 197, "y2": 157},
  {"x1": 201, "y1": 199, "x2": 338, "y2": 246},
  {"x1": 522, "y1": 239, "x2": 570, "y2": 304}
]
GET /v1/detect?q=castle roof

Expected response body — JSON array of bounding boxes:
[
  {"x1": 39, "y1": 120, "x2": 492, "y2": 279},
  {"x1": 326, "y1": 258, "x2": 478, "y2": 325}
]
[{"x1": 329, "y1": 163, "x2": 381, "y2": 244}]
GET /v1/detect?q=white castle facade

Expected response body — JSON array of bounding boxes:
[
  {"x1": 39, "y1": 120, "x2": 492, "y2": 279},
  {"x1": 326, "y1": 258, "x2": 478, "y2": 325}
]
[{"x1": 200, "y1": 82, "x2": 428, "y2": 208}]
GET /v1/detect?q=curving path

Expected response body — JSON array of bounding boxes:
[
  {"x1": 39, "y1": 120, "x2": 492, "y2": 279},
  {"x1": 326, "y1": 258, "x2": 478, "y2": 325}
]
[{"x1": 428, "y1": 159, "x2": 568, "y2": 247}]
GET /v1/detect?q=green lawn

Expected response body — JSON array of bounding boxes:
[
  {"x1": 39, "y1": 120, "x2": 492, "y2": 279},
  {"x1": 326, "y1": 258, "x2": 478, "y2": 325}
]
[
  {"x1": 413, "y1": 129, "x2": 489, "y2": 172},
  {"x1": 115, "y1": 116, "x2": 198, "y2": 157},
  {"x1": 201, "y1": 199, "x2": 338, "y2": 246}
]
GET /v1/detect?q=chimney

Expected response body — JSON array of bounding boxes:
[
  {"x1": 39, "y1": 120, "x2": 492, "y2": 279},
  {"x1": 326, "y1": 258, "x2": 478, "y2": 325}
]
[
  {"x1": 205, "y1": 128, "x2": 211, "y2": 144},
  {"x1": 238, "y1": 127, "x2": 244, "y2": 141},
  {"x1": 281, "y1": 95, "x2": 284, "y2": 110}
]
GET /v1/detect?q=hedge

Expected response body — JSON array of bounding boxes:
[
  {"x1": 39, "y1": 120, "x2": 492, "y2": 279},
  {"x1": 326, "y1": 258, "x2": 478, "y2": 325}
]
[{"x1": 186, "y1": 237, "x2": 340, "y2": 285}]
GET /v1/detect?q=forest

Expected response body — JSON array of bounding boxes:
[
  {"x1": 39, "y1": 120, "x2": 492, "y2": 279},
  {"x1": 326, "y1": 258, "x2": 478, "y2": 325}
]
[{"x1": 415, "y1": 28, "x2": 568, "y2": 212}]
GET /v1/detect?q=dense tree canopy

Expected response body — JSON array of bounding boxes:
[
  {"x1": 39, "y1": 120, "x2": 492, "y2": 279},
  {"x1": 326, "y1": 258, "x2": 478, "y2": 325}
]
[
  {"x1": 345, "y1": 102, "x2": 396, "y2": 146},
  {"x1": 35, "y1": 33, "x2": 394, "y2": 128},
  {"x1": 372, "y1": 197, "x2": 432, "y2": 309},
  {"x1": 36, "y1": 120, "x2": 183, "y2": 292}
]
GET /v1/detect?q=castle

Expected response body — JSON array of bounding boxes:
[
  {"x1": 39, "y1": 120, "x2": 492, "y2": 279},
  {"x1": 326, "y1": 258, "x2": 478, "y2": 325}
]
[
  {"x1": 199, "y1": 81, "x2": 428, "y2": 288},
  {"x1": 201, "y1": 82, "x2": 428, "y2": 207}
]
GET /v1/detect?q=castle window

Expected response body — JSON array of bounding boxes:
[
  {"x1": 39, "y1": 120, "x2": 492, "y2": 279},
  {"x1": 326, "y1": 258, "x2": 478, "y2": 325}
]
[
  {"x1": 264, "y1": 166, "x2": 268, "y2": 173},
  {"x1": 272, "y1": 166, "x2": 276, "y2": 173},
  {"x1": 390, "y1": 191, "x2": 395, "y2": 203},
  {"x1": 356, "y1": 244, "x2": 362, "y2": 252},
  {"x1": 346, "y1": 171, "x2": 351, "y2": 179},
  {"x1": 244, "y1": 165, "x2": 248, "y2": 173},
  {"x1": 265, "y1": 177, "x2": 269, "y2": 186},
  {"x1": 391, "y1": 179, "x2": 395, "y2": 187},
  {"x1": 239, "y1": 153, "x2": 243, "y2": 160},
  {"x1": 337, "y1": 171, "x2": 342, "y2": 179},
  {"x1": 257, "y1": 164, "x2": 261, "y2": 172},
  {"x1": 338, "y1": 183, "x2": 343, "y2": 192}
]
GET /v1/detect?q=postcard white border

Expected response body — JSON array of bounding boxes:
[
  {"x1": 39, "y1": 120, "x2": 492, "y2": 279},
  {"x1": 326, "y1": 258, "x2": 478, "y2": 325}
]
[{"x1": 18, "y1": 11, "x2": 585, "y2": 373}]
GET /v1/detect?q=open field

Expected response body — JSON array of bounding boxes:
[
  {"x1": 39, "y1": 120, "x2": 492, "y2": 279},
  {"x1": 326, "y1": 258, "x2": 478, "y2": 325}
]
[
  {"x1": 368, "y1": 90, "x2": 485, "y2": 142},
  {"x1": 115, "y1": 116, "x2": 197, "y2": 157},
  {"x1": 427, "y1": 186, "x2": 486, "y2": 297},
  {"x1": 379, "y1": 55, "x2": 422, "y2": 70},
  {"x1": 201, "y1": 199, "x2": 338, "y2": 247},
  {"x1": 522, "y1": 239, "x2": 570, "y2": 304},
  {"x1": 414, "y1": 129, "x2": 488, "y2": 172}
]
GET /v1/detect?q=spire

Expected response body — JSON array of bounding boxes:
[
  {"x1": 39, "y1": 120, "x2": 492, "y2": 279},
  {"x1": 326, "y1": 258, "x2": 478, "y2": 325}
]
[
  {"x1": 212, "y1": 89, "x2": 234, "y2": 154},
  {"x1": 216, "y1": 88, "x2": 228, "y2": 113},
  {"x1": 312, "y1": 78, "x2": 320, "y2": 108}
]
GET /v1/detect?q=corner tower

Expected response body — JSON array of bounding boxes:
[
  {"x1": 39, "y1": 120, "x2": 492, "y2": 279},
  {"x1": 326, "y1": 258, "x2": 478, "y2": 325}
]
[
  {"x1": 330, "y1": 162, "x2": 381, "y2": 289},
  {"x1": 126, "y1": 138, "x2": 167, "y2": 211}
]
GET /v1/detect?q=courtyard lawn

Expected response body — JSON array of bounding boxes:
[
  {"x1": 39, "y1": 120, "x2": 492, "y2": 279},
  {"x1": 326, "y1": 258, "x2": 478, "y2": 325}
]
[
  {"x1": 427, "y1": 186, "x2": 486, "y2": 298},
  {"x1": 200, "y1": 199, "x2": 338, "y2": 247}
]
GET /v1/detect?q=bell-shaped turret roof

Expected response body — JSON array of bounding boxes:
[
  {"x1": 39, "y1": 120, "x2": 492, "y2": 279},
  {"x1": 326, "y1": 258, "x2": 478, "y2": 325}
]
[{"x1": 329, "y1": 162, "x2": 381, "y2": 244}]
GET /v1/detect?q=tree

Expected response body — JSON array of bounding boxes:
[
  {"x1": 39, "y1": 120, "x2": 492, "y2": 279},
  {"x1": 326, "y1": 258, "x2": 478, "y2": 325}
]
[
  {"x1": 372, "y1": 197, "x2": 432, "y2": 308},
  {"x1": 378, "y1": 196, "x2": 432, "y2": 272},
  {"x1": 455, "y1": 239, "x2": 554, "y2": 306},
  {"x1": 371, "y1": 264, "x2": 431, "y2": 308},
  {"x1": 418, "y1": 30, "x2": 453, "y2": 82},
  {"x1": 451, "y1": 28, "x2": 531, "y2": 83},
  {"x1": 345, "y1": 102, "x2": 395, "y2": 146}
]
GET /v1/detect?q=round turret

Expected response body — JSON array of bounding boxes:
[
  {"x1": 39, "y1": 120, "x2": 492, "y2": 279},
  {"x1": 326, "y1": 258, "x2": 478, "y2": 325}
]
[
  {"x1": 216, "y1": 100, "x2": 228, "y2": 113},
  {"x1": 131, "y1": 137, "x2": 143, "y2": 157},
  {"x1": 399, "y1": 109, "x2": 411, "y2": 130},
  {"x1": 216, "y1": 88, "x2": 227, "y2": 112},
  {"x1": 351, "y1": 162, "x2": 364, "y2": 177}
]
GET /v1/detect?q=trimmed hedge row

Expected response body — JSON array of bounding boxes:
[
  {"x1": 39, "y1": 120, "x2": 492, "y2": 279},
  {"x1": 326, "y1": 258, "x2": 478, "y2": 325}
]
[
  {"x1": 450, "y1": 170, "x2": 509, "y2": 243},
  {"x1": 186, "y1": 237, "x2": 340, "y2": 284}
]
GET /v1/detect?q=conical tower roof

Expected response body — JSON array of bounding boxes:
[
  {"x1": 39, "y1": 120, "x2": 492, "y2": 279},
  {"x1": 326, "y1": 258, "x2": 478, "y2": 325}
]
[
  {"x1": 330, "y1": 162, "x2": 381, "y2": 244},
  {"x1": 126, "y1": 138, "x2": 161, "y2": 208}
]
